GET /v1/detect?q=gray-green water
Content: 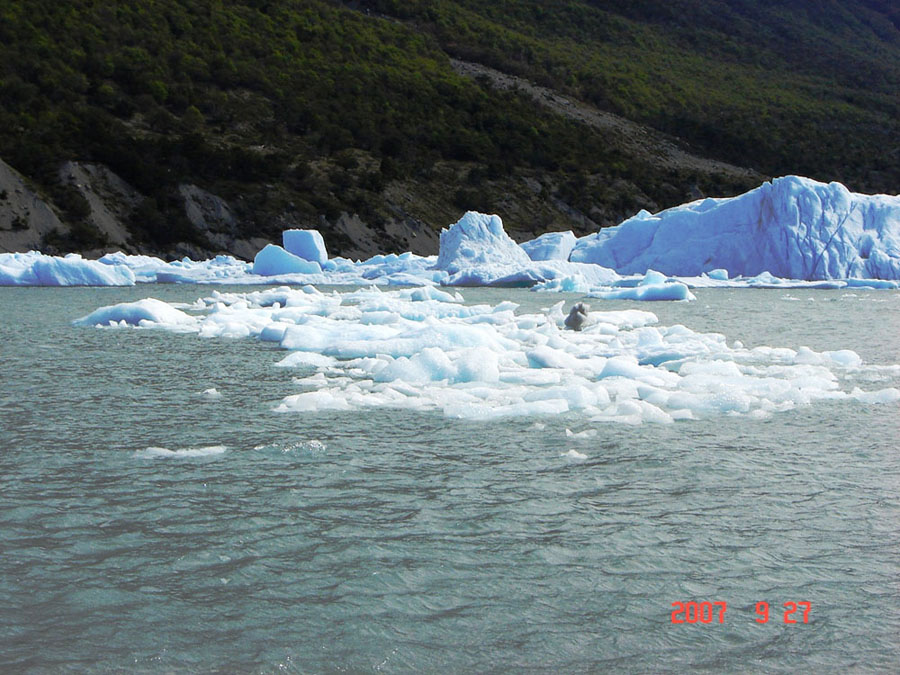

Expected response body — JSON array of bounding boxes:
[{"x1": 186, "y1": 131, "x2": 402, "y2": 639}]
[{"x1": 1, "y1": 286, "x2": 899, "y2": 672}]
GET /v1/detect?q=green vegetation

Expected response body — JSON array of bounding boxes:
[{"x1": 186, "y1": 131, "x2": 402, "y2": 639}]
[
  {"x1": 369, "y1": 0, "x2": 900, "y2": 189},
  {"x1": 0, "y1": 0, "x2": 897, "y2": 254}
]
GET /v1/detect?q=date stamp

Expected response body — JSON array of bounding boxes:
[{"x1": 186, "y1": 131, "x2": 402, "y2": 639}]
[{"x1": 671, "y1": 601, "x2": 811, "y2": 624}]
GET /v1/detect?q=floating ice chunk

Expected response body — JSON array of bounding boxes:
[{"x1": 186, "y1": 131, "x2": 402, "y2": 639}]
[
  {"x1": 520, "y1": 231, "x2": 577, "y2": 261},
  {"x1": 532, "y1": 276, "x2": 593, "y2": 293},
  {"x1": 435, "y1": 212, "x2": 621, "y2": 289},
  {"x1": 565, "y1": 428, "x2": 598, "y2": 439},
  {"x1": 455, "y1": 348, "x2": 501, "y2": 383},
  {"x1": 0, "y1": 251, "x2": 135, "y2": 286},
  {"x1": 444, "y1": 398, "x2": 570, "y2": 420},
  {"x1": 823, "y1": 350, "x2": 863, "y2": 368},
  {"x1": 851, "y1": 387, "x2": 900, "y2": 404},
  {"x1": 526, "y1": 345, "x2": 582, "y2": 370},
  {"x1": 599, "y1": 357, "x2": 648, "y2": 380},
  {"x1": 562, "y1": 449, "x2": 588, "y2": 460},
  {"x1": 589, "y1": 278, "x2": 695, "y2": 302},
  {"x1": 590, "y1": 399, "x2": 674, "y2": 425},
  {"x1": 282, "y1": 229, "x2": 328, "y2": 264},
  {"x1": 275, "y1": 390, "x2": 352, "y2": 412},
  {"x1": 844, "y1": 278, "x2": 900, "y2": 289},
  {"x1": 73, "y1": 298, "x2": 196, "y2": 328},
  {"x1": 136, "y1": 445, "x2": 227, "y2": 458},
  {"x1": 201, "y1": 388, "x2": 222, "y2": 399},
  {"x1": 252, "y1": 244, "x2": 322, "y2": 276},
  {"x1": 437, "y1": 211, "x2": 532, "y2": 273},
  {"x1": 275, "y1": 352, "x2": 338, "y2": 369},
  {"x1": 408, "y1": 286, "x2": 460, "y2": 303},
  {"x1": 708, "y1": 268, "x2": 729, "y2": 280},
  {"x1": 374, "y1": 348, "x2": 457, "y2": 383},
  {"x1": 639, "y1": 269, "x2": 668, "y2": 286}
]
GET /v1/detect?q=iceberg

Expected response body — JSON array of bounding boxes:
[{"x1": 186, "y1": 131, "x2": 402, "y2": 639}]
[
  {"x1": 1, "y1": 251, "x2": 135, "y2": 286},
  {"x1": 73, "y1": 298, "x2": 197, "y2": 328},
  {"x1": 282, "y1": 229, "x2": 329, "y2": 264},
  {"x1": 588, "y1": 270, "x2": 696, "y2": 301},
  {"x1": 437, "y1": 211, "x2": 619, "y2": 288},
  {"x1": 570, "y1": 176, "x2": 900, "y2": 279},
  {"x1": 520, "y1": 231, "x2": 577, "y2": 261},
  {"x1": 252, "y1": 244, "x2": 322, "y2": 276},
  {"x1": 436, "y1": 211, "x2": 532, "y2": 273}
]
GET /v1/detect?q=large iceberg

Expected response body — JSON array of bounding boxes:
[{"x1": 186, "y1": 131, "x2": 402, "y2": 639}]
[{"x1": 570, "y1": 176, "x2": 900, "y2": 279}]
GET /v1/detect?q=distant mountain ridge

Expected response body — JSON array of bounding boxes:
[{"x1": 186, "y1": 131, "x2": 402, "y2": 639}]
[{"x1": 0, "y1": 0, "x2": 897, "y2": 258}]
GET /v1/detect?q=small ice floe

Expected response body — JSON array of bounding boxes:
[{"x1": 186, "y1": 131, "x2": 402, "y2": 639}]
[
  {"x1": 201, "y1": 388, "x2": 222, "y2": 399},
  {"x1": 565, "y1": 428, "x2": 598, "y2": 439},
  {"x1": 561, "y1": 449, "x2": 588, "y2": 460},
  {"x1": 73, "y1": 298, "x2": 197, "y2": 329},
  {"x1": 135, "y1": 445, "x2": 227, "y2": 459},
  {"x1": 285, "y1": 439, "x2": 327, "y2": 453},
  {"x1": 851, "y1": 387, "x2": 900, "y2": 404}
]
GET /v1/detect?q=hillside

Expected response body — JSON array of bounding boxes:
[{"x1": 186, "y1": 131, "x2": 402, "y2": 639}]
[{"x1": 0, "y1": 0, "x2": 898, "y2": 259}]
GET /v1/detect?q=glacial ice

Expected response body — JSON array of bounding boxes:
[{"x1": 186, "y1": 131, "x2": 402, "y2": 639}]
[
  {"x1": 569, "y1": 175, "x2": 900, "y2": 279},
  {"x1": 73, "y1": 298, "x2": 196, "y2": 328},
  {"x1": 587, "y1": 270, "x2": 696, "y2": 302},
  {"x1": 520, "y1": 230, "x2": 578, "y2": 261},
  {"x1": 437, "y1": 212, "x2": 620, "y2": 288},
  {"x1": 0, "y1": 251, "x2": 135, "y2": 286},
  {"x1": 253, "y1": 244, "x2": 322, "y2": 276},
  {"x1": 4, "y1": 175, "x2": 900, "y2": 289},
  {"x1": 437, "y1": 211, "x2": 532, "y2": 272},
  {"x1": 75, "y1": 285, "x2": 899, "y2": 423},
  {"x1": 282, "y1": 228, "x2": 329, "y2": 264}
]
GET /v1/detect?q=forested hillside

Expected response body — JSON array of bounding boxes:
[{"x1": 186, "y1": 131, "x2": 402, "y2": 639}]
[{"x1": 0, "y1": 0, "x2": 897, "y2": 257}]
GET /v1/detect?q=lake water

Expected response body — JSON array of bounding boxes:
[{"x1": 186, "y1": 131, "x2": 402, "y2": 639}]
[{"x1": 1, "y1": 286, "x2": 899, "y2": 672}]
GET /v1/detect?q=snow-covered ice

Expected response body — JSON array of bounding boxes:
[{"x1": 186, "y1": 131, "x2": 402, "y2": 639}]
[{"x1": 75, "y1": 285, "x2": 899, "y2": 423}]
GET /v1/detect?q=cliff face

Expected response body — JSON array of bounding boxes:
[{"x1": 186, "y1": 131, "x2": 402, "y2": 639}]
[{"x1": 0, "y1": 159, "x2": 67, "y2": 254}]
